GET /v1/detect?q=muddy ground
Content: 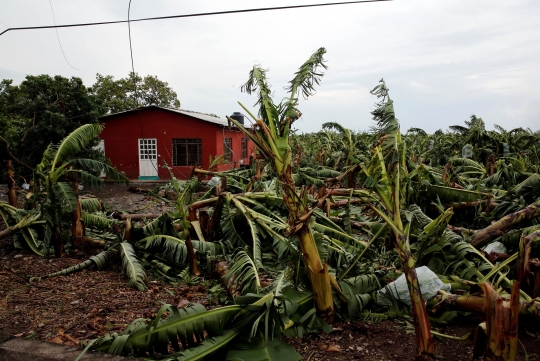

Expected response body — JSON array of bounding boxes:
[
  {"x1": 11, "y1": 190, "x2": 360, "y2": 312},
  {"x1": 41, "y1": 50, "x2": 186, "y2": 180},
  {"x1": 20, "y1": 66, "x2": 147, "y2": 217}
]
[{"x1": 1, "y1": 183, "x2": 540, "y2": 360}]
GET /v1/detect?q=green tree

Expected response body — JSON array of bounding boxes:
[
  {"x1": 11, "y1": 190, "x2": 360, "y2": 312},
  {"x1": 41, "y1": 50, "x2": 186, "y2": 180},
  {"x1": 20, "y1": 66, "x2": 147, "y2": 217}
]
[
  {"x1": 91, "y1": 72, "x2": 181, "y2": 114},
  {"x1": 0, "y1": 75, "x2": 102, "y2": 176}
]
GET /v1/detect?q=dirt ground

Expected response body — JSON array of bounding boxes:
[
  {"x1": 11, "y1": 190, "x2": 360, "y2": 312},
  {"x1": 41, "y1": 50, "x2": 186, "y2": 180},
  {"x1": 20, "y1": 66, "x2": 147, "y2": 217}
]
[{"x1": 1, "y1": 183, "x2": 540, "y2": 361}]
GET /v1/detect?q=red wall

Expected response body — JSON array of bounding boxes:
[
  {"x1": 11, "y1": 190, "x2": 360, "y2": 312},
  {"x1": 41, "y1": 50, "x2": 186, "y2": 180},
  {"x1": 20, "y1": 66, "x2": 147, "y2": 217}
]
[{"x1": 99, "y1": 107, "x2": 253, "y2": 180}]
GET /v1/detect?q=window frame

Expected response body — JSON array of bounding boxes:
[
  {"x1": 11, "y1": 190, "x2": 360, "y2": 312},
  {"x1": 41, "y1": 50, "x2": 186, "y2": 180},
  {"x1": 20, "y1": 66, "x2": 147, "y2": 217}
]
[
  {"x1": 224, "y1": 138, "x2": 233, "y2": 163},
  {"x1": 172, "y1": 138, "x2": 202, "y2": 166},
  {"x1": 241, "y1": 138, "x2": 248, "y2": 159}
]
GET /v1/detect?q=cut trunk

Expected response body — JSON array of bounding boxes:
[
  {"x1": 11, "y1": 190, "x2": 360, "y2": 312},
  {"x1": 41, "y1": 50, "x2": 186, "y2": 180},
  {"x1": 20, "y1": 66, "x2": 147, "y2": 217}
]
[{"x1": 471, "y1": 203, "x2": 540, "y2": 248}]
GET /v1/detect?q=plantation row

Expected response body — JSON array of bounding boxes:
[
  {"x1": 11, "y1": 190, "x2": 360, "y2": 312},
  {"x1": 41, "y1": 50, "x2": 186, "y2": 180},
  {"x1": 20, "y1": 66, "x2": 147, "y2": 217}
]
[{"x1": 1, "y1": 48, "x2": 540, "y2": 361}]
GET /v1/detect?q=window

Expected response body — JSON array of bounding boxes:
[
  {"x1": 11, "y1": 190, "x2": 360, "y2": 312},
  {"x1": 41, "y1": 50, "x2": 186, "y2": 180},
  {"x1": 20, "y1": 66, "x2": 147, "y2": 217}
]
[
  {"x1": 139, "y1": 139, "x2": 157, "y2": 160},
  {"x1": 241, "y1": 138, "x2": 248, "y2": 159},
  {"x1": 224, "y1": 138, "x2": 232, "y2": 162},
  {"x1": 172, "y1": 138, "x2": 202, "y2": 166}
]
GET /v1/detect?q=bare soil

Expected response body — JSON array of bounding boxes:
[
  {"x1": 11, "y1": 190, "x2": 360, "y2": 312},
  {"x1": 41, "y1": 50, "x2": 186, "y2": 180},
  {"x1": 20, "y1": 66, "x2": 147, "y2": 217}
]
[{"x1": 1, "y1": 183, "x2": 540, "y2": 360}]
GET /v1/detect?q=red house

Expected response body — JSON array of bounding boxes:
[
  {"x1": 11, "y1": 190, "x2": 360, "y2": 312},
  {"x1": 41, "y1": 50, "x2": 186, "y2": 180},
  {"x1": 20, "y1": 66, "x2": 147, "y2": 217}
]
[{"x1": 99, "y1": 106, "x2": 253, "y2": 180}]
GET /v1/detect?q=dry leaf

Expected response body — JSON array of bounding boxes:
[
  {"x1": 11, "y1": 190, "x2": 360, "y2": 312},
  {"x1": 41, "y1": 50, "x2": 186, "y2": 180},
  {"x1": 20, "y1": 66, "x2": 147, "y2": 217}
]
[
  {"x1": 48, "y1": 336, "x2": 64, "y2": 344},
  {"x1": 327, "y1": 345, "x2": 341, "y2": 352}
]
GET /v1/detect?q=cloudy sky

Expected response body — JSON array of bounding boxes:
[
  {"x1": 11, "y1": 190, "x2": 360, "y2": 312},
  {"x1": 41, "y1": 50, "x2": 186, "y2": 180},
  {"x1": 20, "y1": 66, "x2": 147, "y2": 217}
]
[{"x1": 1, "y1": 0, "x2": 539, "y2": 134}]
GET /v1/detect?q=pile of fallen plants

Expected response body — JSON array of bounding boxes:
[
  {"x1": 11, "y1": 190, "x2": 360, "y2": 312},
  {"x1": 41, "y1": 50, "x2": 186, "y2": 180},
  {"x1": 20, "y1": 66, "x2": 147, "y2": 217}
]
[{"x1": 2, "y1": 48, "x2": 540, "y2": 361}]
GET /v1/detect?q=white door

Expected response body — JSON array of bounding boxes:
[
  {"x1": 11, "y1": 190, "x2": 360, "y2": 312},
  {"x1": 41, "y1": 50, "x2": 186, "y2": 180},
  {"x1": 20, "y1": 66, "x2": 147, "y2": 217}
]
[{"x1": 138, "y1": 138, "x2": 158, "y2": 179}]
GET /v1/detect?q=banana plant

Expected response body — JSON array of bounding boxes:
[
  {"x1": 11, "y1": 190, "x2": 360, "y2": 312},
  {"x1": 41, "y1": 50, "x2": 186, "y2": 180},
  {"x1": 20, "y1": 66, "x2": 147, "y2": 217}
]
[
  {"x1": 322, "y1": 122, "x2": 358, "y2": 186},
  {"x1": 30, "y1": 123, "x2": 128, "y2": 256},
  {"x1": 358, "y1": 80, "x2": 435, "y2": 360},
  {"x1": 226, "y1": 48, "x2": 337, "y2": 320}
]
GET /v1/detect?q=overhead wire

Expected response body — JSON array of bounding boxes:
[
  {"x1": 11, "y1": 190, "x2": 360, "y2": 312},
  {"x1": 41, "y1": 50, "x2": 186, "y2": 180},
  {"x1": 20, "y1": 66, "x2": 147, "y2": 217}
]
[
  {"x1": 128, "y1": 0, "x2": 160, "y2": 178},
  {"x1": 47, "y1": 0, "x2": 78, "y2": 70},
  {"x1": 0, "y1": 0, "x2": 391, "y2": 37},
  {"x1": 0, "y1": 0, "x2": 391, "y2": 179}
]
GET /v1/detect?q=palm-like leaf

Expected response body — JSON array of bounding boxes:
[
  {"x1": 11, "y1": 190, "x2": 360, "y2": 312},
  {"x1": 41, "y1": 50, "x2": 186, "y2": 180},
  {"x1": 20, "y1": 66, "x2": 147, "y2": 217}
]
[
  {"x1": 31, "y1": 249, "x2": 116, "y2": 281},
  {"x1": 50, "y1": 123, "x2": 103, "y2": 173},
  {"x1": 223, "y1": 250, "x2": 261, "y2": 295},
  {"x1": 138, "y1": 235, "x2": 188, "y2": 265},
  {"x1": 92, "y1": 303, "x2": 242, "y2": 356},
  {"x1": 82, "y1": 212, "x2": 114, "y2": 229},
  {"x1": 142, "y1": 213, "x2": 175, "y2": 237},
  {"x1": 225, "y1": 337, "x2": 302, "y2": 361},
  {"x1": 52, "y1": 181, "x2": 78, "y2": 211},
  {"x1": 163, "y1": 329, "x2": 241, "y2": 361},
  {"x1": 337, "y1": 274, "x2": 380, "y2": 318},
  {"x1": 18, "y1": 227, "x2": 46, "y2": 256},
  {"x1": 425, "y1": 185, "x2": 490, "y2": 203},
  {"x1": 80, "y1": 197, "x2": 103, "y2": 213},
  {"x1": 503, "y1": 173, "x2": 540, "y2": 201},
  {"x1": 119, "y1": 241, "x2": 147, "y2": 291},
  {"x1": 68, "y1": 158, "x2": 129, "y2": 183}
]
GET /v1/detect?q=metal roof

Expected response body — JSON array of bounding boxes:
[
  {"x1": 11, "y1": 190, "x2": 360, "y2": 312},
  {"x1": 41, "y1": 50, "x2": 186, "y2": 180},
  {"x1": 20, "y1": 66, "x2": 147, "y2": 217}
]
[{"x1": 100, "y1": 105, "x2": 229, "y2": 127}]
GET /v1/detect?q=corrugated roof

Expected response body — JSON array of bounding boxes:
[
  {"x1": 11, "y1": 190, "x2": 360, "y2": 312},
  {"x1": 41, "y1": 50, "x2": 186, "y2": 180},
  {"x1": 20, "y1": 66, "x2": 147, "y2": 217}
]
[
  {"x1": 100, "y1": 105, "x2": 229, "y2": 127},
  {"x1": 164, "y1": 108, "x2": 229, "y2": 126}
]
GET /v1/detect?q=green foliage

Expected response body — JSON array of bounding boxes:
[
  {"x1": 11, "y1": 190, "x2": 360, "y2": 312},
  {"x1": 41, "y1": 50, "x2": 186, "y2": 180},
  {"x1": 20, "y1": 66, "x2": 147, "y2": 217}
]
[
  {"x1": 91, "y1": 303, "x2": 242, "y2": 356},
  {"x1": 91, "y1": 72, "x2": 180, "y2": 114},
  {"x1": 0, "y1": 75, "x2": 102, "y2": 176},
  {"x1": 30, "y1": 249, "x2": 117, "y2": 281},
  {"x1": 119, "y1": 241, "x2": 147, "y2": 291},
  {"x1": 223, "y1": 250, "x2": 261, "y2": 295}
]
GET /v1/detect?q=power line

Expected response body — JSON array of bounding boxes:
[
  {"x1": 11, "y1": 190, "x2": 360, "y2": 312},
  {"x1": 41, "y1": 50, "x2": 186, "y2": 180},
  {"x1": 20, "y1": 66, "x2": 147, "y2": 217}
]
[
  {"x1": 0, "y1": 17, "x2": 8, "y2": 28},
  {"x1": 48, "y1": 0, "x2": 78, "y2": 70},
  {"x1": 128, "y1": 0, "x2": 160, "y2": 178},
  {"x1": 0, "y1": 0, "x2": 391, "y2": 37}
]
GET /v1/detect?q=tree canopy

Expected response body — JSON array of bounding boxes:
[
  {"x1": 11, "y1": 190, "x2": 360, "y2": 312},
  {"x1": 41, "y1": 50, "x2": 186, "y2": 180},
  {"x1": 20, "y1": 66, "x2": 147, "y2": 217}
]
[
  {"x1": 90, "y1": 72, "x2": 181, "y2": 114},
  {"x1": 0, "y1": 75, "x2": 102, "y2": 175}
]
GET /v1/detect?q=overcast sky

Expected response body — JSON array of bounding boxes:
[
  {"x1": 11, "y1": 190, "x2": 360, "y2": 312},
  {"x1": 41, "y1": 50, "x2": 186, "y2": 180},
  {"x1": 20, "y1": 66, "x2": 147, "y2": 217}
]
[{"x1": 1, "y1": 0, "x2": 539, "y2": 134}]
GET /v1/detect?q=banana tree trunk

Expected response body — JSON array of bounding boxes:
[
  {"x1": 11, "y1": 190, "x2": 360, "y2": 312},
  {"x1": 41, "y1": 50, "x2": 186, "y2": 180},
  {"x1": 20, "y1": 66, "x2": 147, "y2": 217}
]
[
  {"x1": 124, "y1": 218, "x2": 131, "y2": 242},
  {"x1": 297, "y1": 224, "x2": 334, "y2": 319},
  {"x1": 471, "y1": 204, "x2": 540, "y2": 248},
  {"x1": 529, "y1": 259, "x2": 540, "y2": 298},
  {"x1": 207, "y1": 195, "x2": 225, "y2": 242},
  {"x1": 113, "y1": 213, "x2": 161, "y2": 220},
  {"x1": 185, "y1": 207, "x2": 201, "y2": 276},
  {"x1": 82, "y1": 236, "x2": 105, "y2": 248},
  {"x1": 0, "y1": 227, "x2": 13, "y2": 239},
  {"x1": 280, "y1": 171, "x2": 334, "y2": 320},
  {"x1": 71, "y1": 181, "x2": 84, "y2": 247},
  {"x1": 6, "y1": 160, "x2": 17, "y2": 207},
  {"x1": 392, "y1": 233, "x2": 435, "y2": 361}
]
